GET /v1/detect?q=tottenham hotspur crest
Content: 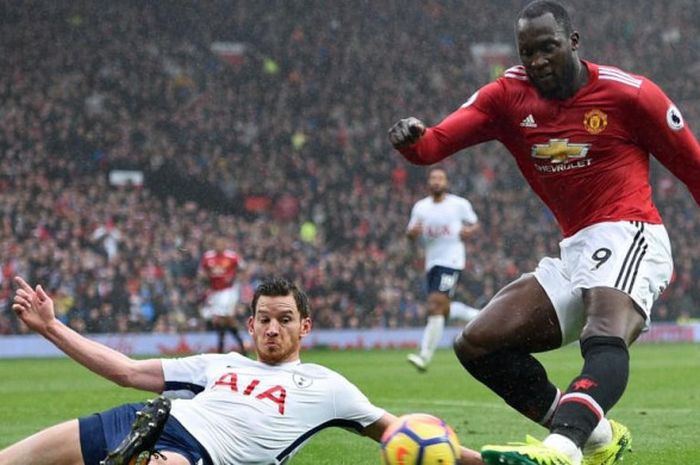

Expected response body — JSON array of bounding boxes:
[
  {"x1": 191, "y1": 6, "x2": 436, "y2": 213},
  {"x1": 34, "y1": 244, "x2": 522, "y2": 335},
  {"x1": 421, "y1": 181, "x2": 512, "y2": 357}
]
[{"x1": 293, "y1": 372, "x2": 313, "y2": 388}]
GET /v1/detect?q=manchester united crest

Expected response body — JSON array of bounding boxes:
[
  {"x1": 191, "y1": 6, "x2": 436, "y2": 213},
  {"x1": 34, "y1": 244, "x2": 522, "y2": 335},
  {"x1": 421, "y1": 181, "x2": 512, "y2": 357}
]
[{"x1": 583, "y1": 109, "x2": 608, "y2": 134}]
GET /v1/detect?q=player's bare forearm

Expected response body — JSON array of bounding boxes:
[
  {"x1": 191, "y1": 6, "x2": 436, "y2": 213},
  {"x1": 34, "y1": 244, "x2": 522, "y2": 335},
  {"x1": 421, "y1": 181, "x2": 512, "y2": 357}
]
[
  {"x1": 406, "y1": 223, "x2": 423, "y2": 241},
  {"x1": 460, "y1": 223, "x2": 481, "y2": 240},
  {"x1": 13, "y1": 276, "x2": 164, "y2": 392},
  {"x1": 459, "y1": 446, "x2": 484, "y2": 465},
  {"x1": 363, "y1": 413, "x2": 398, "y2": 442},
  {"x1": 392, "y1": 105, "x2": 494, "y2": 166},
  {"x1": 406, "y1": 230, "x2": 420, "y2": 241},
  {"x1": 43, "y1": 320, "x2": 165, "y2": 392},
  {"x1": 389, "y1": 118, "x2": 450, "y2": 165}
]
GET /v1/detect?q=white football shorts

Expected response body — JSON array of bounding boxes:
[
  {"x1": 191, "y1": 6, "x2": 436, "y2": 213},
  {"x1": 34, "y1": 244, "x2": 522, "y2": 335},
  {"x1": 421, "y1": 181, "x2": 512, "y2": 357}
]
[
  {"x1": 201, "y1": 283, "x2": 240, "y2": 320},
  {"x1": 532, "y1": 221, "x2": 673, "y2": 346}
]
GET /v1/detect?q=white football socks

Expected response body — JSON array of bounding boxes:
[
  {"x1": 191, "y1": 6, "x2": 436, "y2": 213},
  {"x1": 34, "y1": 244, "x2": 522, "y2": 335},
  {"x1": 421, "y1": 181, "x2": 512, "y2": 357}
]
[
  {"x1": 448, "y1": 301, "x2": 480, "y2": 322},
  {"x1": 543, "y1": 418, "x2": 612, "y2": 465},
  {"x1": 543, "y1": 433, "x2": 583, "y2": 465},
  {"x1": 419, "y1": 315, "x2": 445, "y2": 363},
  {"x1": 583, "y1": 418, "x2": 613, "y2": 452}
]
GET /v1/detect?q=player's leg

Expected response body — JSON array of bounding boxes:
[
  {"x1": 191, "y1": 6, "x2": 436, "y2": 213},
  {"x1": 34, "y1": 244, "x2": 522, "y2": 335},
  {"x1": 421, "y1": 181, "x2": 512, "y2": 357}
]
[
  {"x1": 211, "y1": 295, "x2": 229, "y2": 354},
  {"x1": 217, "y1": 299, "x2": 229, "y2": 352},
  {"x1": 546, "y1": 222, "x2": 672, "y2": 465},
  {"x1": 214, "y1": 287, "x2": 246, "y2": 355},
  {"x1": 200, "y1": 296, "x2": 223, "y2": 354},
  {"x1": 225, "y1": 290, "x2": 247, "y2": 355},
  {"x1": 101, "y1": 397, "x2": 172, "y2": 465},
  {"x1": 454, "y1": 273, "x2": 564, "y2": 424},
  {"x1": 215, "y1": 323, "x2": 226, "y2": 354},
  {"x1": 420, "y1": 291, "x2": 450, "y2": 360},
  {"x1": 227, "y1": 320, "x2": 247, "y2": 356},
  {"x1": 543, "y1": 288, "x2": 642, "y2": 462},
  {"x1": 481, "y1": 223, "x2": 672, "y2": 465},
  {"x1": 0, "y1": 419, "x2": 84, "y2": 465},
  {"x1": 97, "y1": 397, "x2": 206, "y2": 465},
  {"x1": 204, "y1": 289, "x2": 232, "y2": 354},
  {"x1": 144, "y1": 451, "x2": 190, "y2": 465},
  {"x1": 467, "y1": 270, "x2": 584, "y2": 465},
  {"x1": 448, "y1": 301, "x2": 480, "y2": 322},
  {"x1": 408, "y1": 291, "x2": 448, "y2": 372},
  {"x1": 207, "y1": 314, "x2": 226, "y2": 354},
  {"x1": 408, "y1": 267, "x2": 458, "y2": 372}
]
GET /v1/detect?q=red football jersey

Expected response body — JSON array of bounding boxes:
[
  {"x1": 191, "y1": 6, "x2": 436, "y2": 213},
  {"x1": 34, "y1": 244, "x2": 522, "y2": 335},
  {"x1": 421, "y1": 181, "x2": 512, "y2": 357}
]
[
  {"x1": 399, "y1": 61, "x2": 700, "y2": 237},
  {"x1": 200, "y1": 250, "x2": 239, "y2": 291}
]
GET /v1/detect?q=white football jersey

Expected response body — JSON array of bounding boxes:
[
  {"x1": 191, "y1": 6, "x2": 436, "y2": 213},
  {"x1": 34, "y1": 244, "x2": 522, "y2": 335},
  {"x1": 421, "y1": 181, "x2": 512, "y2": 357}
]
[
  {"x1": 162, "y1": 353, "x2": 385, "y2": 465},
  {"x1": 407, "y1": 193, "x2": 478, "y2": 271}
]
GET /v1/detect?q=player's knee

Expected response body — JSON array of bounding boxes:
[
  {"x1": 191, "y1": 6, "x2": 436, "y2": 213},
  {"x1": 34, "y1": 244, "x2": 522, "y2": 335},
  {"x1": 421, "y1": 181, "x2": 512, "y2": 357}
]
[
  {"x1": 581, "y1": 312, "x2": 644, "y2": 344},
  {"x1": 581, "y1": 288, "x2": 646, "y2": 343},
  {"x1": 453, "y1": 335, "x2": 501, "y2": 378},
  {"x1": 453, "y1": 332, "x2": 471, "y2": 363},
  {"x1": 455, "y1": 314, "x2": 496, "y2": 356},
  {"x1": 453, "y1": 326, "x2": 483, "y2": 363},
  {"x1": 427, "y1": 293, "x2": 449, "y2": 316}
]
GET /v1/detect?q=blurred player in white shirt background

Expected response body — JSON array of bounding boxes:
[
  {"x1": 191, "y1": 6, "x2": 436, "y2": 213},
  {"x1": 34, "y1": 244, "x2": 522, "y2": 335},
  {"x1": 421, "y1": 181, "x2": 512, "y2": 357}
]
[{"x1": 405, "y1": 167, "x2": 481, "y2": 372}]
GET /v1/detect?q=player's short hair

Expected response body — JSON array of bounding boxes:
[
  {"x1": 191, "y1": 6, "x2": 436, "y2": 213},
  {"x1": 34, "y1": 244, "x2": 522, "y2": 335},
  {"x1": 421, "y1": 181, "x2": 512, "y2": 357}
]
[
  {"x1": 517, "y1": 0, "x2": 572, "y2": 35},
  {"x1": 250, "y1": 277, "x2": 311, "y2": 319},
  {"x1": 428, "y1": 166, "x2": 448, "y2": 178}
]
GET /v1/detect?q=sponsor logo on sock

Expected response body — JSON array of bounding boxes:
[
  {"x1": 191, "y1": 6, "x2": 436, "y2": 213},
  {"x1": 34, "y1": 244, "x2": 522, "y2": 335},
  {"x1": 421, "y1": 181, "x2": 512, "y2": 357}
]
[{"x1": 572, "y1": 378, "x2": 598, "y2": 390}]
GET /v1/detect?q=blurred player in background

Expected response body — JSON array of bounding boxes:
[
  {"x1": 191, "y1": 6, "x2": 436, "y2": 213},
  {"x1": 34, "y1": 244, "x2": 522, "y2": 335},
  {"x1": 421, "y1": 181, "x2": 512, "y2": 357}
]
[
  {"x1": 405, "y1": 167, "x2": 481, "y2": 372},
  {"x1": 388, "y1": 1, "x2": 700, "y2": 464},
  {"x1": 199, "y1": 237, "x2": 247, "y2": 355},
  {"x1": 5, "y1": 276, "x2": 484, "y2": 465}
]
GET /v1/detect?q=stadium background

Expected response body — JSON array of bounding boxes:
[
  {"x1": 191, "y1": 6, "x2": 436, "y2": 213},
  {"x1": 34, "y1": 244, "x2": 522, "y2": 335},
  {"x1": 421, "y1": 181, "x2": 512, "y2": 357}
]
[{"x1": 1, "y1": 0, "x2": 700, "y2": 345}]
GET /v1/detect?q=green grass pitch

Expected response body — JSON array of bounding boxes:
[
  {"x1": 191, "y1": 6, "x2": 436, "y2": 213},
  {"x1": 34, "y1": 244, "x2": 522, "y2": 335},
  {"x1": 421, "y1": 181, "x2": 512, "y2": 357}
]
[{"x1": 1, "y1": 344, "x2": 699, "y2": 463}]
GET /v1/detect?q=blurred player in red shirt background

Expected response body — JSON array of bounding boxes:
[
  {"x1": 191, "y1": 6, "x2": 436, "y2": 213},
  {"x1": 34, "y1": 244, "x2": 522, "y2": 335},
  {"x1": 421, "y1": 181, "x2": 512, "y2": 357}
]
[{"x1": 198, "y1": 237, "x2": 247, "y2": 355}]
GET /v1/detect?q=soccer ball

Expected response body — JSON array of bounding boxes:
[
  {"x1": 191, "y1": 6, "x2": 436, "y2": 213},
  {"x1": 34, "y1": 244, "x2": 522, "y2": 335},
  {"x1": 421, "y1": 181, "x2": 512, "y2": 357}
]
[{"x1": 380, "y1": 413, "x2": 461, "y2": 465}]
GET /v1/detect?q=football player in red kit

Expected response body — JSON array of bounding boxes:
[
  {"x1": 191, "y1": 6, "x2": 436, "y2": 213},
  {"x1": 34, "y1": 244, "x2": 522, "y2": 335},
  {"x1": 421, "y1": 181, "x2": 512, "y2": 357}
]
[
  {"x1": 199, "y1": 237, "x2": 247, "y2": 355},
  {"x1": 388, "y1": 2, "x2": 700, "y2": 465}
]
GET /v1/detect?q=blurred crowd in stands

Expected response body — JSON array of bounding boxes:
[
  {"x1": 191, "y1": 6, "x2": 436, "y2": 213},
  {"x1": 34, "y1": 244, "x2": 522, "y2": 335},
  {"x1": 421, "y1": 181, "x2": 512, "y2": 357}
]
[{"x1": 1, "y1": 0, "x2": 700, "y2": 335}]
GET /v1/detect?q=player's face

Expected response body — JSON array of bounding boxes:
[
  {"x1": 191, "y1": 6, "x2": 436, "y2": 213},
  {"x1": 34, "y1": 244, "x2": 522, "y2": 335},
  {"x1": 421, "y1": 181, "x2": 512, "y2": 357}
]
[
  {"x1": 516, "y1": 13, "x2": 579, "y2": 100},
  {"x1": 214, "y1": 238, "x2": 227, "y2": 252},
  {"x1": 248, "y1": 294, "x2": 312, "y2": 364},
  {"x1": 428, "y1": 170, "x2": 448, "y2": 196}
]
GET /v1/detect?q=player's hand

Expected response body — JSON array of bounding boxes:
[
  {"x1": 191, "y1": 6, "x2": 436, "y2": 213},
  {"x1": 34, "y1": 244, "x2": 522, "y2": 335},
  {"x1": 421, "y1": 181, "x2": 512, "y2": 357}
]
[
  {"x1": 12, "y1": 276, "x2": 56, "y2": 333},
  {"x1": 388, "y1": 117, "x2": 426, "y2": 148},
  {"x1": 458, "y1": 445, "x2": 485, "y2": 465},
  {"x1": 459, "y1": 223, "x2": 481, "y2": 241},
  {"x1": 406, "y1": 222, "x2": 424, "y2": 240}
]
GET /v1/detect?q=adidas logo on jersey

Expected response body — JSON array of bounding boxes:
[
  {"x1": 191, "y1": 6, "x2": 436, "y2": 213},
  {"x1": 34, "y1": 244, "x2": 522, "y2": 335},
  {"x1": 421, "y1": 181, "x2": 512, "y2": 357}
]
[{"x1": 520, "y1": 114, "x2": 538, "y2": 128}]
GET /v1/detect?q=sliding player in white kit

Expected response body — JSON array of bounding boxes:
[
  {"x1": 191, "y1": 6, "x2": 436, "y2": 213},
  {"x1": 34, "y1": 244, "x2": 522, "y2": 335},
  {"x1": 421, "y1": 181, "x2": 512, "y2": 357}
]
[
  {"x1": 406, "y1": 167, "x2": 481, "y2": 372},
  {"x1": 5, "y1": 276, "x2": 484, "y2": 465}
]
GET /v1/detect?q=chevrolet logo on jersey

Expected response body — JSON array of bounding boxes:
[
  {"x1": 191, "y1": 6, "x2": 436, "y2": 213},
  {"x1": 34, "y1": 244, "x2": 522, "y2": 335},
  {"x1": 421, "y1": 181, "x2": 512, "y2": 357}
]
[{"x1": 531, "y1": 139, "x2": 591, "y2": 163}]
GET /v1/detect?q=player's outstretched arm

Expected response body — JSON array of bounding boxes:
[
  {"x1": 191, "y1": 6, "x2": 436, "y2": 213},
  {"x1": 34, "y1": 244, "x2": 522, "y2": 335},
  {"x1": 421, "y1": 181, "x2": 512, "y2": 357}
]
[
  {"x1": 12, "y1": 276, "x2": 165, "y2": 393},
  {"x1": 388, "y1": 117, "x2": 426, "y2": 148}
]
